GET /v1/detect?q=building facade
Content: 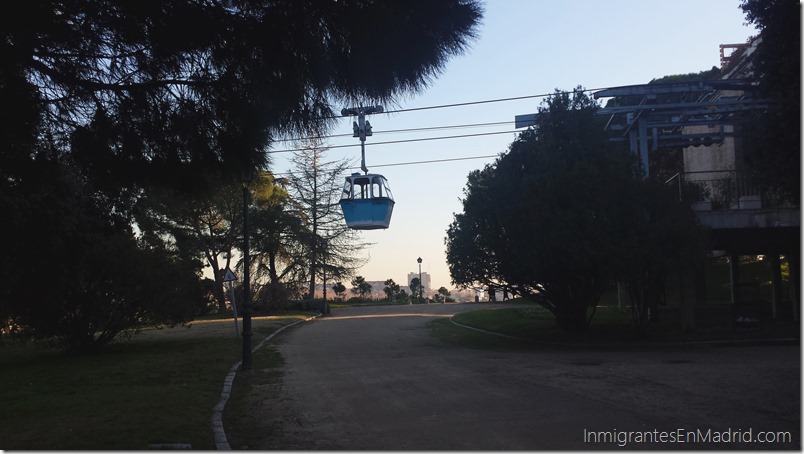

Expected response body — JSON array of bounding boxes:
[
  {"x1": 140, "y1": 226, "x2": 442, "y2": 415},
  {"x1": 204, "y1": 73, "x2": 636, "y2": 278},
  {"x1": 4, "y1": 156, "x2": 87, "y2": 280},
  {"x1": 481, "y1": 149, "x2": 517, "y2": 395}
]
[
  {"x1": 407, "y1": 271, "x2": 431, "y2": 297},
  {"x1": 591, "y1": 34, "x2": 799, "y2": 327}
]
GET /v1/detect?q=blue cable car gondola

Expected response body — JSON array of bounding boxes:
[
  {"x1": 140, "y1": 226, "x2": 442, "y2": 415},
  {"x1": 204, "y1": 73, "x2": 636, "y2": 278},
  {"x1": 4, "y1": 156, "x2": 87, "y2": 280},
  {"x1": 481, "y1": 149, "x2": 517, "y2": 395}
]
[
  {"x1": 339, "y1": 105, "x2": 395, "y2": 230},
  {"x1": 339, "y1": 173, "x2": 395, "y2": 230}
]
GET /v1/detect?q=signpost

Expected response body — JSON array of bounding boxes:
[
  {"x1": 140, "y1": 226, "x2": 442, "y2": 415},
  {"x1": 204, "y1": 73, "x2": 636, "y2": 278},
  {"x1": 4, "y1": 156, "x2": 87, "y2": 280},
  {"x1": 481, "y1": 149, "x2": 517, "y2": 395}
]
[
  {"x1": 514, "y1": 113, "x2": 538, "y2": 129},
  {"x1": 222, "y1": 268, "x2": 239, "y2": 336}
]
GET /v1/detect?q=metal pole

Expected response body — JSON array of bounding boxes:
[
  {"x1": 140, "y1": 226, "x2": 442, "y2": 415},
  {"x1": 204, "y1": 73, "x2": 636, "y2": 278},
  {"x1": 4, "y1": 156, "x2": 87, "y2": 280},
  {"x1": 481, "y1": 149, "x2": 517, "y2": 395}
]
[
  {"x1": 638, "y1": 117, "x2": 649, "y2": 178},
  {"x1": 322, "y1": 243, "x2": 328, "y2": 315},
  {"x1": 418, "y1": 257, "x2": 423, "y2": 304},
  {"x1": 342, "y1": 105, "x2": 382, "y2": 174},
  {"x1": 229, "y1": 282, "x2": 239, "y2": 337},
  {"x1": 360, "y1": 134, "x2": 367, "y2": 174},
  {"x1": 241, "y1": 185, "x2": 253, "y2": 370}
]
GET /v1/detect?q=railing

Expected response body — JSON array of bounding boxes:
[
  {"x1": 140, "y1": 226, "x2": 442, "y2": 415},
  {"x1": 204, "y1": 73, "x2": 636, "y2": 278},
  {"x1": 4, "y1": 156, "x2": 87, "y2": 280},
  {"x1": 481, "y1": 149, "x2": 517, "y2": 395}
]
[{"x1": 669, "y1": 170, "x2": 786, "y2": 211}]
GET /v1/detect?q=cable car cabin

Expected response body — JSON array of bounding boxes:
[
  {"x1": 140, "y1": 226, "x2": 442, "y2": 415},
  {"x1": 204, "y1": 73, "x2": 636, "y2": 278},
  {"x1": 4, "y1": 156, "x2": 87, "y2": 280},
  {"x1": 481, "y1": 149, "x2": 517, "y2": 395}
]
[{"x1": 339, "y1": 173, "x2": 395, "y2": 229}]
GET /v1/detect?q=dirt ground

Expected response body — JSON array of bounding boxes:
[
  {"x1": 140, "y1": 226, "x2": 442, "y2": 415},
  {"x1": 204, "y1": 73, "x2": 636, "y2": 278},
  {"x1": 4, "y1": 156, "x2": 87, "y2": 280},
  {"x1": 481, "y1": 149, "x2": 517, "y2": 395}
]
[{"x1": 236, "y1": 303, "x2": 800, "y2": 450}]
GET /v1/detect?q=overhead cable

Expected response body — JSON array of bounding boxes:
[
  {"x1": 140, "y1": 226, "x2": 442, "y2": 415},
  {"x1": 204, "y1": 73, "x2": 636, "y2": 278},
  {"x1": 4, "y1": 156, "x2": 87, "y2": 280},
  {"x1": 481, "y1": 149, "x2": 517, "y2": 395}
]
[
  {"x1": 271, "y1": 153, "x2": 501, "y2": 178},
  {"x1": 275, "y1": 120, "x2": 514, "y2": 143},
  {"x1": 347, "y1": 154, "x2": 500, "y2": 170},
  {"x1": 268, "y1": 129, "x2": 519, "y2": 154}
]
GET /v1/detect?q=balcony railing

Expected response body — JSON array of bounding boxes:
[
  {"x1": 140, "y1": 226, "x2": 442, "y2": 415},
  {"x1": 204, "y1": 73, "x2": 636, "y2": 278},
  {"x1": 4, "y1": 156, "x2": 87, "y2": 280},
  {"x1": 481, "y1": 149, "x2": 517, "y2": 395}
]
[{"x1": 666, "y1": 170, "x2": 793, "y2": 211}]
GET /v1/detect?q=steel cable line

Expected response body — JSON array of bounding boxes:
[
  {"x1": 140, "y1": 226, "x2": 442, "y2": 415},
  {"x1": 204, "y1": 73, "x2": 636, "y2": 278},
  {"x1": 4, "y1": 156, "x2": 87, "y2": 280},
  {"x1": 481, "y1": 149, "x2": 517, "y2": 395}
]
[
  {"x1": 268, "y1": 129, "x2": 520, "y2": 154},
  {"x1": 347, "y1": 154, "x2": 500, "y2": 170},
  {"x1": 272, "y1": 86, "x2": 608, "y2": 145},
  {"x1": 268, "y1": 86, "x2": 611, "y2": 175},
  {"x1": 271, "y1": 153, "x2": 501, "y2": 178},
  {"x1": 273, "y1": 120, "x2": 515, "y2": 143},
  {"x1": 307, "y1": 86, "x2": 608, "y2": 121}
]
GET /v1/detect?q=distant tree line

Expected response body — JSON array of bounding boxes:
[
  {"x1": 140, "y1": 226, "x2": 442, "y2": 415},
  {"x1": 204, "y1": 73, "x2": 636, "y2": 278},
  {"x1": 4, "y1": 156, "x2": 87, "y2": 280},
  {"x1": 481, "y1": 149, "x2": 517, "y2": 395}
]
[{"x1": 321, "y1": 277, "x2": 453, "y2": 305}]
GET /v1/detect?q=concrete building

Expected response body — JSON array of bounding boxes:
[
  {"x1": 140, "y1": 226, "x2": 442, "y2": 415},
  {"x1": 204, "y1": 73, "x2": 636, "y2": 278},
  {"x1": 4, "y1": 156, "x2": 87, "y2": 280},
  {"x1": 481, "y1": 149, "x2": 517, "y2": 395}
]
[
  {"x1": 592, "y1": 34, "x2": 799, "y2": 329},
  {"x1": 407, "y1": 271, "x2": 431, "y2": 297}
]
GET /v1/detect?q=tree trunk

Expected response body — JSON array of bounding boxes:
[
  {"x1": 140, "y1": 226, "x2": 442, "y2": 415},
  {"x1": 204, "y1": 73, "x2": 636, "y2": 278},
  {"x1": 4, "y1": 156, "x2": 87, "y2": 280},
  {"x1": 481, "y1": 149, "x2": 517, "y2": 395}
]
[
  {"x1": 213, "y1": 278, "x2": 227, "y2": 312},
  {"x1": 205, "y1": 250, "x2": 228, "y2": 312},
  {"x1": 210, "y1": 267, "x2": 227, "y2": 312},
  {"x1": 555, "y1": 308, "x2": 590, "y2": 333},
  {"x1": 307, "y1": 154, "x2": 319, "y2": 300}
]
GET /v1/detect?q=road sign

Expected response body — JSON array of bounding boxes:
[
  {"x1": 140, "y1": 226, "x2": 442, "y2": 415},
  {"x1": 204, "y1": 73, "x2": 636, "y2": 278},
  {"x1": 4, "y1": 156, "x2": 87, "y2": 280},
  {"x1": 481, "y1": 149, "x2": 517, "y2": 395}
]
[
  {"x1": 222, "y1": 268, "x2": 237, "y2": 282},
  {"x1": 514, "y1": 113, "x2": 538, "y2": 129}
]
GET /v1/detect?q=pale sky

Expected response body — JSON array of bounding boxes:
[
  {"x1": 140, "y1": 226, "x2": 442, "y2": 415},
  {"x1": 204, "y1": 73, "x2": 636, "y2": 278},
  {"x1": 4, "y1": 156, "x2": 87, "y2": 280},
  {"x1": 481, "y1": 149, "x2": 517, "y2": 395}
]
[{"x1": 268, "y1": 0, "x2": 758, "y2": 292}]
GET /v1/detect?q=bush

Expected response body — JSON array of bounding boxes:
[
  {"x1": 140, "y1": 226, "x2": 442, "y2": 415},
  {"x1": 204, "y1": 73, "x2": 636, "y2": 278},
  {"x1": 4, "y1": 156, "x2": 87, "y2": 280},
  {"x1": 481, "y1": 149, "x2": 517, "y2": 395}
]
[
  {"x1": 254, "y1": 282, "x2": 291, "y2": 311},
  {"x1": 282, "y1": 299, "x2": 328, "y2": 313},
  {"x1": 346, "y1": 297, "x2": 373, "y2": 305}
]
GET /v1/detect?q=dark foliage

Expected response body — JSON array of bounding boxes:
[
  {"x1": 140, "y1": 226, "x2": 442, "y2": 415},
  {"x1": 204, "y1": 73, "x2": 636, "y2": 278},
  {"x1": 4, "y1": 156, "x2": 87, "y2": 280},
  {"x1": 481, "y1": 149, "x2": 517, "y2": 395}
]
[
  {"x1": 739, "y1": 0, "x2": 801, "y2": 204},
  {"x1": 447, "y1": 89, "x2": 706, "y2": 333},
  {"x1": 1, "y1": 1, "x2": 482, "y2": 350},
  {"x1": 0, "y1": 163, "x2": 206, "y2": 352},
  {"x1": 2, "y1": 0, "x2": 482, "y2": 193}
]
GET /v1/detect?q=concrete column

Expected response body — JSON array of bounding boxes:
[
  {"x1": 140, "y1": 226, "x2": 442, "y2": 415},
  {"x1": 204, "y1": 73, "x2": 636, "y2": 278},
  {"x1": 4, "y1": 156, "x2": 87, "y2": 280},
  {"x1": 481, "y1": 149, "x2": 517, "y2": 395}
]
[
  {"x1": 695, "y1": 262, "x2": 708, "y2": 306},
  {"x1": 638, "y1": 117, "x2": 649, "y2": 177},
  {"x1": 679, "y1": 271, "x2": 698, "y2": 331},
  {"x1": 770, "y1": 254, "x2": 782, "y2": 319},
  {"x1": 729, "y1": 253, "x2": 740, "y2": 307},
  {"x1": 789, "y1": 251, "x2": 800, "y2": 322}
]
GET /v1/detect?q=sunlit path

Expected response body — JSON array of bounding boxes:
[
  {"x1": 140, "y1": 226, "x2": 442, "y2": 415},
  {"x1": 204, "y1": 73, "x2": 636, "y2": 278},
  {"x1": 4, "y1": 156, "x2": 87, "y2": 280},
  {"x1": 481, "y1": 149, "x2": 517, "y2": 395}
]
[{"x1": 246, "y1": 303, "x2": 799, "y2": 450}]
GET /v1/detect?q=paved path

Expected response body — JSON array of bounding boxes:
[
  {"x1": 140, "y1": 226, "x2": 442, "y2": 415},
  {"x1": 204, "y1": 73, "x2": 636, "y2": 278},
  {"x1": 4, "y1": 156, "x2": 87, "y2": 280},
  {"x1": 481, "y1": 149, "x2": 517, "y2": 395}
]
[{"x1": 251, "y1": 303, "x2": 800, "y2": 450}]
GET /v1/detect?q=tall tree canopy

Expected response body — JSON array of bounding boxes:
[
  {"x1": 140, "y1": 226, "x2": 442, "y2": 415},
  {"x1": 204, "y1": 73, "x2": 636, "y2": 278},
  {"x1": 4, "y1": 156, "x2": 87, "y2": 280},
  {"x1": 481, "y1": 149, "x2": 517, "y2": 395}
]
[
  {"x1": 0, "y1": 1, "x2": 483, "y2": 350},
  {"x1": 135, "y1": 171, "x2": 290, "y2": 312},
  {"x1": 739, "y1": 0, "x2": 801, "y2": 203},
  {"x1": 286, "y1": 140, "x2": 368, "y2": 300},
  {"x1": 0, "y1": 161, "x2": 207, "y2": 352},
  {"x1": 446, "y1": 89, "x2": 704, "y2": 332},
  {"x1": 2, "y1": 0, "x2": 483, "y2": 193}
]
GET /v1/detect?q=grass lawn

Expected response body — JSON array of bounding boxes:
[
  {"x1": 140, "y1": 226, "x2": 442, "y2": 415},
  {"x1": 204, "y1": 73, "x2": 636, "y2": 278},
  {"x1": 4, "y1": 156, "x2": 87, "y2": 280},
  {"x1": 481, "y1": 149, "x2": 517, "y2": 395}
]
[
  {"x1": 440, "y1": 303, "x2": 641, "y2": 346},
  {"x1": 0, "y1": 313, "x2": 311, "y2": 450},
  {"x1": 223, "y1": 344, "x2": 288, "y2": 450},
  {"x1": 434, "y1": 298, "x2": 799, "y2": 349}
]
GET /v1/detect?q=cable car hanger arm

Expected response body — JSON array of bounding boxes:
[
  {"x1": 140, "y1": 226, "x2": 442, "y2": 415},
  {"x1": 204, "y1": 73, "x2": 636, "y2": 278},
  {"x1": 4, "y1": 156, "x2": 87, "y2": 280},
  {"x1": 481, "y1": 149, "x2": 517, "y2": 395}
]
[{"x1": 341, "y1": 105, "x2": 383, "y2": 174}]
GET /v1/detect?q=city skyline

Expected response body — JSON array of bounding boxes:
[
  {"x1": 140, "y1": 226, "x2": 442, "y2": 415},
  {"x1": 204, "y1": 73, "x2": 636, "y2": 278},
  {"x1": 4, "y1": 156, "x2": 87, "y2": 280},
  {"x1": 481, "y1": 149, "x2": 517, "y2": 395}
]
[{"x1": 314, "y1": 271, "x2": 434, "y2": 296}]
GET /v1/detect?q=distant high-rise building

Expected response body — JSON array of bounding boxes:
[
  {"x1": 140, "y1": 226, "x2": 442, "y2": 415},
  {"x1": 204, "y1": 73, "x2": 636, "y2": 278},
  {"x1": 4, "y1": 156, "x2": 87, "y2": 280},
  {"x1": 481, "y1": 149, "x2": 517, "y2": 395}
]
[{"x1": 407, "y1": 271, "x2": 431, "y2": 296}]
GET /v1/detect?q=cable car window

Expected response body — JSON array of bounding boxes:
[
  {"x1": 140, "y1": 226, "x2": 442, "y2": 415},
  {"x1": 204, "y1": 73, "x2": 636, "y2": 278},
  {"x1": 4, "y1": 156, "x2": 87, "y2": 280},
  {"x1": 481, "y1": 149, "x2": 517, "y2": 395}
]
[
  {"x1": 354, "y1": 176, "x2": 370, "y2": 199},
  {"x1": 371, "y1": 176, "x2": 383, "y2": 198},
  {"x1": 383, "y1": 178, "x2": 394, "y2": 200},
  {"x1": 341, "y1": 179, "x2": 352, "y2": 200}
]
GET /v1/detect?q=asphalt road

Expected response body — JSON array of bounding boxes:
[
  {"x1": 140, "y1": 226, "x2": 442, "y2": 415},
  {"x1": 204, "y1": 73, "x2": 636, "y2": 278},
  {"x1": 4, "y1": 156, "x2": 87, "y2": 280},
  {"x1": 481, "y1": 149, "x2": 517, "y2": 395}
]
[{"x1": 249, "y1": 303, "x2": 800, "y2": 450}]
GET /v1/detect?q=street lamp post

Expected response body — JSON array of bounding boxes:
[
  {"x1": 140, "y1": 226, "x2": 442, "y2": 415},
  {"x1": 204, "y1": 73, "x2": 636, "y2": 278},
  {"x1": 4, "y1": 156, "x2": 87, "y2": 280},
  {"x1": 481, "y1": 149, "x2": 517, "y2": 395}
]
[
  {"x1": 241, "y1": 185, "x2": 253, "y2": 370},
  {"x1": 417, "y1": 257, "x2": 423, "y2": 304},
  {"x1": 322, "y1": 238, "x2": 329, "y2": 315}
]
